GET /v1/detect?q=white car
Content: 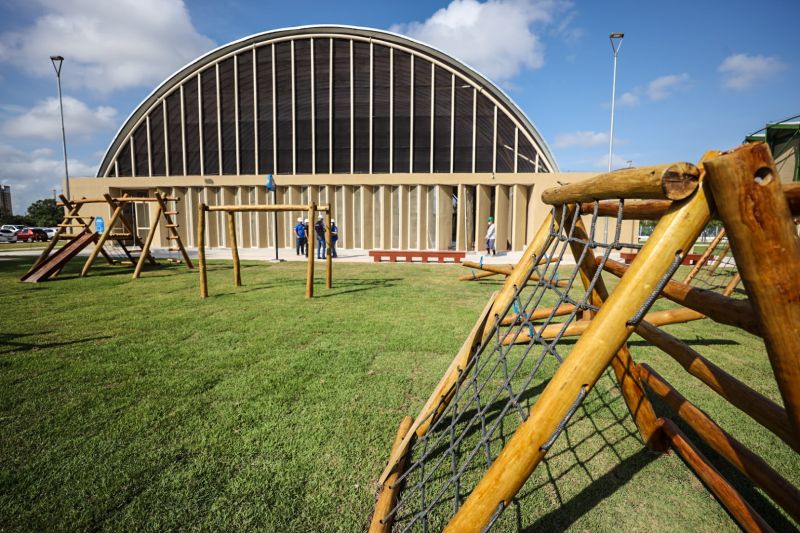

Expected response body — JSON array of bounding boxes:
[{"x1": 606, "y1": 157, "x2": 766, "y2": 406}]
[
  {"x1": 43, "y1": 227, "x2": 58, "y2": 239},
  {"x1": 1, "y1": 224, "x2": 24, "y2": 234},
  {"x1": 0, "y1": 228, "x2": 18, "y2": 243}
]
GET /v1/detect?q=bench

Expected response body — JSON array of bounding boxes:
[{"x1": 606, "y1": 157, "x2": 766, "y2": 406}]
[
  {"x1": 368, "y1": 250, "x2": 465, "y2": 263},
  {"x1": 619, "y1": 252, "x2": 708, "y2": 266}
]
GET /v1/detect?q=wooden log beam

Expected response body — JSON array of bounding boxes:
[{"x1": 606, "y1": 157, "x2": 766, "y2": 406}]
[
  {"x1": 706, "y1": 243, "x2": 730, "y2": 276},
  {"x1": 499, "y1": 303, "x2": 577, "y2": 326},
  {"x1": 56, "y1": 196, "x2": 180, "y2": 205},
  {"x1": 461, "y1": 261, "x2": 569, "y2": 287},
  {"x1": 206, "y1": 204, "x2": 331, "y2": 213},
  {"x1": 599, "y1": 257, "x2": 760, "y2": 336},
  {"x1": 639, "y1": 364, "x2": 800, "y2": 522},
  {"x1": 447, "y1": 164, "x2": 715, "y2": 531},
  {"x1": 198, "y1": 203, "x2": 208, "y2": 299},
  {"x1": 227, "y1": 211, "x2": 241, "y2": 288},
  {"x1": 458, "y1": 269, "x2": 500, "y2": 282},
  {"x1": 370, "y1": 416, "x2": 414, "y2": 533},
  {"x1": 542, "y1": 162, "x2": 700, "y2": 205},
  {"x1": 704, "y1": 142, "x2": 800, "y2": 438},
  {"x1": 635, "y1": 321, "x2": 798, "y2": 453},
  {"x1": 659, "y1": 418, "x2": 774, "y2": 533}
]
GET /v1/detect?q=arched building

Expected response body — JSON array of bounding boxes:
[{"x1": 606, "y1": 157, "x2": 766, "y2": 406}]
[{"x1": 71, "y1": 25, "x2": 604, "y2": 252}]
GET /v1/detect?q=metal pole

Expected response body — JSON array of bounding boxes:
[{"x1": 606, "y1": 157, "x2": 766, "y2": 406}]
[
  {"x1": 606, "y1": 33, "x2": 623, "y2": 242},
  {"x1": 51, "y1": 56, "x2": 70, "y2": 200}
]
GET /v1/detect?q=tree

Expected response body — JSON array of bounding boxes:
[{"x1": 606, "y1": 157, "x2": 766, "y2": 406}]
[{"x1": 26, "y1": 198, "x2": 61, "y2": 227}]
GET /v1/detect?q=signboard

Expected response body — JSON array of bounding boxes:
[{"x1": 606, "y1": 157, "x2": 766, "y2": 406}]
[{"x1": 95, "y1": 216, "x2": 105, "y2": 234}]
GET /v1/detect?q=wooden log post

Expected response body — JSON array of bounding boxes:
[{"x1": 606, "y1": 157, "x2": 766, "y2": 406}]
[
  {"x1": 458, "y1": 269, "x2": 500, "y2": 282},
  {"x1": 26, "y1": 195, "x2": 80, "y2": 275},
  {"x1": 132, "y1": 202, "x2": 163, "y2": 279},
  {"x1": 446, "y1": 162, "x2": 714, "y2": 532},
  {"x1": 227, "y1": 211, "x2": 241, "y2": 288},
  {"x1": 80, "y1": 194, "x2": 124, "y2": 277},
  {"x1": 370, "y1": 416, "x2": 414, "y2": 533},
  {"x1": 198, "y1": 203, "x2": 208, "y2": 299},
  {"x1": 683, "y1": 228, "x2": 726, "y2": 283},
  {"x1": 325, "y1": 208, "x2": 332, "y2": 289},
  {"x1": 659, "y1": 418, "x2": 774, "y2": 533},
  {"x1": 706, "y1": 243, "x2": 730, "y2": 276},
  {"x1": 639, "y1": 364, "x2": 800, "y2": 522},
  {"x1": 580, "y1": 199, "x2": 673, "y2": 220},
  {"x1": 704, "y1": 142, "x2": 800, "y2": 439},
  {"x1": 306, "y1": 203, "x2": 316, "y2": 299},
  {"x1": 636, "y1": 321, "x2": 798, "y2": 453},
  {"x1": 542, "y1": 162, "x2": 700, "y2": 205}
]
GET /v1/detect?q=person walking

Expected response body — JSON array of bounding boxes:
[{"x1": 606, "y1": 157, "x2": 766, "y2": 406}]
[
  {"x1": 330, "y1": 219, "x2": 339, "y2": 258},
  {"x1": 294, "y1": 217, "x2": 306, "y2": 256},
  {"x1": 485, "y1": 216, "x2": 496, "y2": 256},
  {"x1": 314, "y1": 214, "x2": 327, "y2": 259}
]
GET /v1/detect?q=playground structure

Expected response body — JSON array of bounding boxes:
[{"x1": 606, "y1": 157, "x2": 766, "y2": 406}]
[
  {"x1": 21, "y1": 193, "x2": 192, "y2": 283},
  {"x1": 370, "y1": 143, "x2": 800, "y2": 532},
  {"x1": 196, "y1": 202, "x2": 332, "y2": 299}
]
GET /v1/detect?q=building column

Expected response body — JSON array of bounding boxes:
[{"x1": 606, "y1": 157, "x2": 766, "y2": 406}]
[
  {"x1": 494, "y1": 184, "x2": 510, "y2": 252},
  {"x1": 287, "y1": 185, "x2": 302, "y2": 247},
  {"x1": 361, "y1": 185, "x2": 374, "y2": 249},
  {"x1": 379, "y1": 185, "x2": 391, "y2": 249},
  {"x1": 435, "y1": 185, "x2": 453, "y2": 250},
  {"x1": 255, "y1": 186, "x2": 269, "y2": 247},
  {"x1": 222, "y1": 187, "x2": 236, "y2": 248},
  {"x1": 399, "y1": 184, "x2": 410, "y2": 249},
  {"x1": 204, "y1": 187, "x2": 219, "y2": 248},
  {"x1": 511, "y1": 184, "x2": 528, "y2": 251},
  {"x1": 526, "y1": 185, "x2": 538, "y2": 245},
  {"x1": 416, "y1": 185, "x2": 428, "y2": 250},
  {"x1": 475, "y1": 184, "x2": 491, "y2": 251},
  {"x1": 455, "y1": 184, "x2": 466, "y2": 251},
  {"x1": 237, "y1": 187, "x2": 252, "y2": 248},
  {"x1": 342, "y1": 185, "x2": 354, "y2": 249},
  {"x1": 275, "y1": 186, "x2": 287, "y2": 249}
]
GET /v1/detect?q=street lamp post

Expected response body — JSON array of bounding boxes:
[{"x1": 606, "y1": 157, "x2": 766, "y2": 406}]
[
  {"x1": 606, "y1": 32, "x2": 624, "y2": 241},
  {"x1": 50, "y1": 55, "x2": 70, "y2": 200}
]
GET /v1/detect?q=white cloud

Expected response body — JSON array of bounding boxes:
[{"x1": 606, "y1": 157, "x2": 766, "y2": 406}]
[
  {"x1": 617, "y1": 91, "x2": 640, "y2": 107},
  {"x1": 390, "y1": 0, "x2": 572, "y2": 82},
  {"x1": 594, "y1": 153, "x2": 631, "y2": 170},
  {"x1": 2, "y1": 96, "x2": 117, "y2": 140},
  {"x1": 0, "y1": 144, "x2": 96, "y2": 212},
  {"x1": 553, "y1": 130, "x2": 608, "y2": 149},
  {"x1": 0, "y1": 0, "x2": 214, "y2": 93},
  {"x1": 647, "y1": 73, "x2": 689, "y2": 100},
  {"x1": 718, "y1": 53, "x2": 785, "y2": 90}
]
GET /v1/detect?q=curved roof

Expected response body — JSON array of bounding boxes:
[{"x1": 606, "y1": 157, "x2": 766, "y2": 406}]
[{"x1": 98, "y1": 25, "x2": 559, "y2": 177}]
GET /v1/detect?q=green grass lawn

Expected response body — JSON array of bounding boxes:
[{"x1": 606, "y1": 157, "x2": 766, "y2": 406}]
[
  {"x1": 0, "y1": 256, "x2": 797, "y2": 531},
  {"x1": 0, "y1": 241, "x2": 58, "y2": 250}
]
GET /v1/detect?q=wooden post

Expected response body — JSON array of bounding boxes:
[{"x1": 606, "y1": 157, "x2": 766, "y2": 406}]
[
  {"x1": 706, "y1": 243, "x2": 730, "y2": 276},
  {"x1": 132, "y1": 202, "x2": 162, "y2": 279},
  {"x1": 369, "y1": 416, "x2": 414, "y2": 533},
  {"x1": 306, "y1": 203, "x2": 316, "y2": 299},
  {"x1": 683, "y1": 228, "x2": 726, "y2": 283},
  {"x1": 198, "y1": 203, "x2": 208, "y2": 298},
  {"x1": 639, "y1": 364, "x2": 800, "y2": 522},
  {"x1": 80, "y1": 193, "x2": 124, "y2": 277},
  {"x1": 704, "y1": 142, "x2": 800, "y2": 438},
  {"x1": 26, "y1": 194, "x2": 79, "y2": 274},
  {"x1": 227, "y1": 210, "x2": 241, "y2": 287},
  {"x1": 325, "y1": 208, "x2": 332, "y2": 289},
  {"x1": 659, "y1": 418, "x2": 774, "y2": 533},
  {"x1": 446, "y1": 166, "x2": 714, "y2": 532}
]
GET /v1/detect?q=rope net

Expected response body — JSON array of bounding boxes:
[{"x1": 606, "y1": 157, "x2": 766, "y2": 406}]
[
  {"x1": 685, "y1": 229, "x2": 741, "y2": 295},
  {"x1": 384, "y1": 202, "x2": 653, "y2": 531}
]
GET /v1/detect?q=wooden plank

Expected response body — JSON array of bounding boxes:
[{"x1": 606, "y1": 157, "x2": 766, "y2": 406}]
[
  {"x1": 639, "y1": 364, "x2": 800, "y2": 522},
  {"x1": 704, "y1": 142, "x2": 800, "y2": 438},
  {"x1": 542, "y1": 162, "x2": 700, "y2": 205}
]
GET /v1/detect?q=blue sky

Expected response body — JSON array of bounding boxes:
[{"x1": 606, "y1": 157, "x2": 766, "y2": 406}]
[{"x1": 0, "y1": 0, "x2": 797, "y2": 210}]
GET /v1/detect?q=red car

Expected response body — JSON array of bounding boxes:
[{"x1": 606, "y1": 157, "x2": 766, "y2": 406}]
[{"x1": 16, "y1": 228, "x2": 48, "y2": 242}]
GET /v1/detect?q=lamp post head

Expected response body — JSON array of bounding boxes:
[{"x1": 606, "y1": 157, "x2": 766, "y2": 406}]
[
  {"x1": 609, "y1": 32, "x2": 624, "y2": 55},
  {"x1": 50, "y1": 55, "x2": 64, "y2": 76}
]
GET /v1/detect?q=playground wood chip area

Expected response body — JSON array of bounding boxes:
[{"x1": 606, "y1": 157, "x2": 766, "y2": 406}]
[{"x1": 0, "y1": 257, "x2": 797, "y2": 531}]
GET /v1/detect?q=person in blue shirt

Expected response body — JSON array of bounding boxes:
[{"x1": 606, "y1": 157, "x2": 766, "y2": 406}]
[
  {"x1": 330, "y1": 219, "x2": 339, "y2": 258},
  {"x1": 314, "y1": 215, "x2": 327, "y2": 259},
  {"x1": 294, "y1": 217, "x2": 306, "y2": 256}
]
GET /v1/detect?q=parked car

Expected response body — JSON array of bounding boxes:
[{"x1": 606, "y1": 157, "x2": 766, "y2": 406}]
[
  {"x1": 16, "y1": 228, "x2": 48, "y2": 242},
  {"x1": 43, "y1": 227, "x2": 58, "y2": 239},
  {"x1": 0, "y1": 224, "x2": 24, "y2": 234},
  {"x1": 0, "y1": 229, "x2": 17, "y2": 243}
]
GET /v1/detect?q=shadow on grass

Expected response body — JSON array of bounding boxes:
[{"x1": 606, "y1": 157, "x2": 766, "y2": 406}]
[
  {"x1": 628, "y1": 337, "x2": 739, "y2": 348},
  {"x1": 0, "y1": 332, "x2": 112, "y2": 355}
]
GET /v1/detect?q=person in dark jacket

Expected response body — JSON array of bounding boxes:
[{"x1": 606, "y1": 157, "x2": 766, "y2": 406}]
[
  {"x1": 314, "y1": 215, "x2": 326, "y2": 259},
  {"x1": 294, "y1": 217, "x2": 306, "y2": 256},
  {"x1": 330, "y1": 219, "x2": 338, "y2": 258}
]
